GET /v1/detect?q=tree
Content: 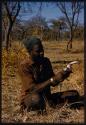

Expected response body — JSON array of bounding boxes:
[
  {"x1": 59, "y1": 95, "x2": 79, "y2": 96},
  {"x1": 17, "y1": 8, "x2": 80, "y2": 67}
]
[
  {"x1": 25, "y1": 15, "x2": 48, "y2": 40},
  {"x1": 2, "y1": 1, "x2": 21, "y2": 50},
  {"x1": 56, "y1": 2, "x2": 83, "y2": 51},
  {"x1": 73, "y1": 24, "x2": 84, "y2": 40},
  {"x1": 10, "y1": 19, "x2": 27, "y2": 41},
  {"x1": 2, "y1": 1, "x2": 34, "y2": 50},
  {"x1": 50, "y1": 18, "x2": 67, "y2": 40}
]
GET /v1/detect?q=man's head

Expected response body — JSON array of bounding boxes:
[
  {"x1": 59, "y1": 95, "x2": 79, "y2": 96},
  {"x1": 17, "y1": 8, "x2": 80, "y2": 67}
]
[{"x1": 23, "y1": 37, "x2": 44, "y2": 63}]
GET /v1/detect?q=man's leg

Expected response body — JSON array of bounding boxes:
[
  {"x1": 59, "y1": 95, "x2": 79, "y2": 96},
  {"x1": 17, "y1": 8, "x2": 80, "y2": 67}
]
[
  {"x1": 22, "y1": 92, "x2": 46, "y2": 113},
  {"x1": 50, "y1": 90, "x2": 80, "y2": 106}
]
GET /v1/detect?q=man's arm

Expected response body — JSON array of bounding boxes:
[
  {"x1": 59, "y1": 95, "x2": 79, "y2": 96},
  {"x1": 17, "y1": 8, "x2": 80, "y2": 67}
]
[
  {"x1": 30, "y1": 68, "x2": 72, "y2": 92},
  {"x1": 19, "y1": 61, "x2": 72, "y2": 94},
  {"x1": 50, "y1": 68, "x2": 72, "y2": 87}
]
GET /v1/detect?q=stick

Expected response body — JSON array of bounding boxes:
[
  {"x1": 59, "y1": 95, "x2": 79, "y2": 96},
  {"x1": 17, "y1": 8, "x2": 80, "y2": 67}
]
[{"x1": 67, "y1": 60, "x2": 80, "y2": 68}]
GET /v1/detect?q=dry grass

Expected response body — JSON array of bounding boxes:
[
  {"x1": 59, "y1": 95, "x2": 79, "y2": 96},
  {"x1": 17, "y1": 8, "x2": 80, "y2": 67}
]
[{"x1": 2, "y1": 40, "x2": 84, "y2": 123}]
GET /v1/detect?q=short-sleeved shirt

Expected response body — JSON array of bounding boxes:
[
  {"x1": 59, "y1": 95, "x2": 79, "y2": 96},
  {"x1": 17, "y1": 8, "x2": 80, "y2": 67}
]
[{"x1": 18, "y1": 56, "x2": 55, "y2": 105}]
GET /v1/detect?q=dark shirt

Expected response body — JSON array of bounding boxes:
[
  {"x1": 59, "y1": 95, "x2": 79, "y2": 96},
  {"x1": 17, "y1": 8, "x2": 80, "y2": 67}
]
[
  {"x1": 18, "y1": 56, "x2": 71, "y2": 110},
  {"x1": 18, "y1": 56, "x2": 54, "y2": 105}
]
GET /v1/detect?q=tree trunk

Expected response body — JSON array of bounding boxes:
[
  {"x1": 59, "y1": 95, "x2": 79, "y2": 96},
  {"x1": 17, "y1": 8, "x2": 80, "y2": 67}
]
[
  {"x1": 67, "y1": 28, "x2": 73, "y2": 51},
  {"x1": 58, "y1": 30, "x2": 60, "y2": 39},
  {"x1": 5, "y1": 22, "x2": 13, "y2": 50}
]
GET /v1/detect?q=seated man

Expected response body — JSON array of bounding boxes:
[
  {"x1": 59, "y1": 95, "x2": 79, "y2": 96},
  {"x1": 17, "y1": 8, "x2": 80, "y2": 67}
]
[{"x1": 18, "y1": 37, "x2": 79, "y2": 114}]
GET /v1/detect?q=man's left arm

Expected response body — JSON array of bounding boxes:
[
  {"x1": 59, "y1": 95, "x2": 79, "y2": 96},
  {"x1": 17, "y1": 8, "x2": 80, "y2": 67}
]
[
  {"x1": 44, "y1": 57, "x2": 72, "y2": 87},
  {"x1": 50, "y1": 67, "x2": 72, "y2": 87}
]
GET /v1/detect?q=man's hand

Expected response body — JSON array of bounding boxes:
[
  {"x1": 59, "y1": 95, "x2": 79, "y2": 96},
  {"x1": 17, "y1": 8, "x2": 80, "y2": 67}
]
[
  {"x1": 50, "y1": 61, "x2": 79, "y2": 87},
  {"x1": 50, "y1": 66, "x2": 72, "y2": 87},
  {"x1": 62, "y1": 60, "x2": 80, "y2": 80}
]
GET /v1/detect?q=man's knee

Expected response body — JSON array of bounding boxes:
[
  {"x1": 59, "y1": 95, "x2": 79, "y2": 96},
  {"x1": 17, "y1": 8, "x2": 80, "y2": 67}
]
[
  {"x1": 22, "y1": 93, "x2": 45, "y2": 111},
  {"x1": 24, "y1": 93, "x2": 40, "y2": 108}
]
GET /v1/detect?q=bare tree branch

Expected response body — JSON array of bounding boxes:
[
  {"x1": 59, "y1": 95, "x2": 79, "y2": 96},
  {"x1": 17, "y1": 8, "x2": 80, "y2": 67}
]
[
  {"x1": 56, "y1": 1, "x2": 83, "y2": 50},
  {"x1": 3, "y1": 2, "x2": 12, "y2": 22},
  {"x1": 10, "y1": 2, "x2": 17, "y2": 16},
  {"x1": 57, "y1": 2, "x2": 71, "y2": 28},
  {"x1": 2, "y1": 1, "x2": 21, "y2": 50},
  {"x1": 12, "y1": 3, "x2": 21, "y2": 23}
]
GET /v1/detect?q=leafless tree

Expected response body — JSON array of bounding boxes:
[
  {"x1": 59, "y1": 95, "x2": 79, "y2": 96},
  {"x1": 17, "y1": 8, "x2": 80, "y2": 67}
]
[
  {"x1": 2, "y1": 2, "x2": 47, "y2": 50},
  {"x1": 56, "y1": 2, "x2": 84, "y2": 51},
  {"x1": 25, "y1": 15, "x2": 48, "y2": 40},
  {"x1": 2, "y1": 1, "x2": 21, "y2": 50}
]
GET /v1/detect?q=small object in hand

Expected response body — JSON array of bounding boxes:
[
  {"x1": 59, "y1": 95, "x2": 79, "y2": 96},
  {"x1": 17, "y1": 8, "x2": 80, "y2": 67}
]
[
  {"x1": 67, "y1": 61, "x2": 79, "y2": 68},
  {"x1": 64, "y1": 60, "x2": 79, "y2": 71}
]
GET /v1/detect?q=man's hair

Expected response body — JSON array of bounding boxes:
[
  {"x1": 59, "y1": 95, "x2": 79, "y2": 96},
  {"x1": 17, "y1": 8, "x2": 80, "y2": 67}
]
[{"x1": 23, "y1": 37, "x2": 42, "y2": 52}]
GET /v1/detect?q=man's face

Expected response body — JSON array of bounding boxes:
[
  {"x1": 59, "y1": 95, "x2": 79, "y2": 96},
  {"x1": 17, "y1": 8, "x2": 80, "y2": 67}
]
[{"x1": 30, "y1": 44, "x2": 44, "y2": 63}]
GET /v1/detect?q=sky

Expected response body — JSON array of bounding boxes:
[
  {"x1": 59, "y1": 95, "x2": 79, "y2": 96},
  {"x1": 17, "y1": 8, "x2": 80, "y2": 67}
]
[{"x1": 18, "y1": 2, "x2": 84, "y2": 25}]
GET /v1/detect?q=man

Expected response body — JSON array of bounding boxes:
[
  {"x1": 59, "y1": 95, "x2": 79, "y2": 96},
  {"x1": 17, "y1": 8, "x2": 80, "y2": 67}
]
[{"x1": 18, "y1": 37, "x2": 79, "y2": 114}]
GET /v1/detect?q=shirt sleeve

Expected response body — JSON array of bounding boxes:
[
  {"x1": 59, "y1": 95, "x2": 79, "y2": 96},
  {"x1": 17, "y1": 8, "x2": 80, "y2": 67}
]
[
  {"x1": 19, "y1": 62, "x2": 35, "y2": 95},
  {"x1": 44, "y1": 57, "x2": 55, "y2": 78}
]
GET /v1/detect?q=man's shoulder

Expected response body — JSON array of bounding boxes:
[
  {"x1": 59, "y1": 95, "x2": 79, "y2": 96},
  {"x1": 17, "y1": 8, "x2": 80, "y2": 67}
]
[
  {"x1": 18, "y1": 58, "x2": 33, "y2": 72},
  {"x1": 18, "y1": 58, "x2": 33, "y2": 74},
  {"x1": 43, "y1": 57, "x2": 51, "y2": 63},
  {"x1": 20, "y1": 59, "x2": 29, "y2": 66},
  {"x1": 20, "y1": 58, "x2": 33, "y2": 67}
]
